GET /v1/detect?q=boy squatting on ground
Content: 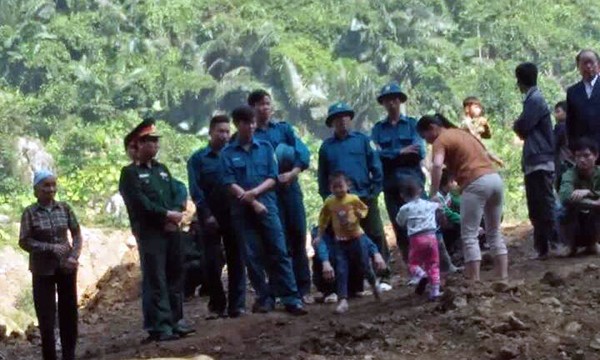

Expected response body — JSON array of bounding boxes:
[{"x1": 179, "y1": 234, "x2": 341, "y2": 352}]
[
  {"x1": 558, "y1": 137, "x2": 600, "y2": 256},
  {"x1": 314, "y1": 171, "x2": 386, "y2": 314}
]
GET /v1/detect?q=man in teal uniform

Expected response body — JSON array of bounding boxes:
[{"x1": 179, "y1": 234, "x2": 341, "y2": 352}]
[
  {"x1": 317, "y1": 102, "x2": 388, "y2": 287},
  {"x1": 187, "y1": 115, "x2": 246, "y2": 318},
  {"x1": 248, "y1": 89, "x2": 313, "y2": 304},
  {"x1": 221, "y1": 105, "x2": 307, "y2": 315},
  {"x1": 120, "y1": 119, "x2": 195, "y2": 342},
  {"x1": 371, "y1": 83, "x2": 426, "y2": 263}
]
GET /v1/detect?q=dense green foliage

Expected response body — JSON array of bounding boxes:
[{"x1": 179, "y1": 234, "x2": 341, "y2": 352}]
[{"x1": 2, "y1": 0, "x2": 600, "y2": 241}]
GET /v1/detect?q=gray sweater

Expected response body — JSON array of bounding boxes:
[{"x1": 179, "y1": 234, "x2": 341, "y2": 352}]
[{"x1": 513, "y1": 87, "x2": 555, "y2": 171}]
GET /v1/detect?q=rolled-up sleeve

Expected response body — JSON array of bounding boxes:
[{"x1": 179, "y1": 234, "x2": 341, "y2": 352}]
[{"x1": 220, "y1": 150, "x2": 236, "y2": 186}]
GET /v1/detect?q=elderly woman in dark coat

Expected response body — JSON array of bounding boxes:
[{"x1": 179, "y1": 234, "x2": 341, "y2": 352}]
[{"x1": 19, "y1": 170, "x2": 82, "y2": 360}]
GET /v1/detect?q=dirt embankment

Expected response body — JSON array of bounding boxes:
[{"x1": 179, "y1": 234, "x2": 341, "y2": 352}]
[{"x1": 0, "y1": 227, "x2": 140, "y2": 341}]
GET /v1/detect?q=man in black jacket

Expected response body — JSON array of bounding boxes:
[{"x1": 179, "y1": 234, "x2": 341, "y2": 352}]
[
  {"x1": 513, "y1": 62, "x2": 557, "y2": 259},
  {"x1": 566, "y1": 49, "x2": 600, "y2": 163}
]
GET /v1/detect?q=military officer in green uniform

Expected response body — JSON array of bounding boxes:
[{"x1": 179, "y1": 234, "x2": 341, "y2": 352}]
[
  {"x1": 119, "y1": 121, "x2": 150, "y2": 330},
  {"x1": 119, "y1": 119, "x2": 195, "y2": 342}
]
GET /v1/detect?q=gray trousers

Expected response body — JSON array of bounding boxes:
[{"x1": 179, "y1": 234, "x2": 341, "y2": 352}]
[{"x1": 460, "y1": 173, "x2": 507, "y2": 262}]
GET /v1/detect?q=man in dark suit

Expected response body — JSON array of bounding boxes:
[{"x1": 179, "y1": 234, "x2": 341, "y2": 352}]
[{"x1": 566, "y1": 49, "x2": 600, "y2": 163}]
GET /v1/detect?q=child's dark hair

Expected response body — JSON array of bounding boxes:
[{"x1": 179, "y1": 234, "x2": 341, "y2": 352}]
[
  {"x1": 462, "y1": 96, "x2": 483, "y2": 112},
  {"x1": 571, "y1": 137, "x2": 599, "y2": 155},
  {"x1": 209, "y1": 114, "x2": 230, "y2": 132},
  {"x1": 329, "y1": 171, "x2": 349, "y2": 185},
  {"x1": 231, "y1": 105, "x2": 255, "y2": 125},
  {"x1": 515, "y1": 62, "x2": 538, "y2": 87},
  {"x1": 440, "y1": 170, "x2": 452, "y2": 187},
  {"x1": 247, "y1": 89, "x2": 271, "y2": 107},
  {"x1": 554, "y1": 101, "x2": 567, "y2": 112},
  {"x1": 416, "y1": 113, "x2": 457, "y2": 133},
  {"x1": 400, "y1": 177, "x2": 422, "y2": 200}
]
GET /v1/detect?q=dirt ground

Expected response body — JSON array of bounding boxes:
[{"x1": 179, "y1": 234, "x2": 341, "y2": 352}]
[{"x1": 3, "y1": 224, "x2": 600, "y2": 360}]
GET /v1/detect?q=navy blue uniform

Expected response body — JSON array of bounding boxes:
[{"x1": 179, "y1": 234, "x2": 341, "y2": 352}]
[
  {"x1": 317, "y1": 131, "x2": 389, "y2": 264},
  {"x1": 371, "y1": 116, "x2": 425, "y2": 260},
  {"x1": 187, "y1": 145, "x2": 246, "y2": 315},
  {"x1": 221, "y1": 138, "x2": 301, "y2": 308},
  {"x1": 254, "y1": 121, "x2": 311, "y2": 296}
]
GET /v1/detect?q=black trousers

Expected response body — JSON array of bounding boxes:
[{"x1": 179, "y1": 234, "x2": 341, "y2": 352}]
[
  {"x1": 32, "y1": 271, "x2": 78, "y2": 360},
  {"x1": 201, "y1": 211, "x2": 246, "y2": 314},
  {"x1": 359, "y1": 197, "x2": 390, "y2": 282},
  {"x1": 524, "y1": 170, "x2": 557, "y2": 255},
  {"x1": 561, "y1": 206, "x2": 600, "y2": 251}
]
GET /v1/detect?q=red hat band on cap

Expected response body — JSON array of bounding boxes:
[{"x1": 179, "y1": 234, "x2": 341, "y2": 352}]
[{"x1": 137, "y1": 124, "x2": 158, "y2": 138}]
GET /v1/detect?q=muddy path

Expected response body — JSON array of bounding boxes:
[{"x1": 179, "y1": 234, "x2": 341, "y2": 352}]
[{"x1": 4, "y1": 225, "x2": 600, "y2": 360}]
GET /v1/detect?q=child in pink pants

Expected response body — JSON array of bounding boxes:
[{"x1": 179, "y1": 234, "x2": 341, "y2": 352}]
[{"x1": 396, "y1": 179, "x2": 441, "y2": 300}]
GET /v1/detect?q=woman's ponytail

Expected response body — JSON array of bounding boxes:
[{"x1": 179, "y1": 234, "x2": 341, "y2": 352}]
[
  {"x1": 417, "y1": 113, "x2": 457, "y2": 132},
  {"x1": 433, "y1": 113, "x2": 457, "y2": 129}
]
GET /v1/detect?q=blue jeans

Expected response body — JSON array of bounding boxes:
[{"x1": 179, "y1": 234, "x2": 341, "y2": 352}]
[
  {"x1": 334, "y1": 235, "x2": 376, "y2": 299},
  {"x1": 232, "y1": 203, "x2": 301, "y2": 307}
]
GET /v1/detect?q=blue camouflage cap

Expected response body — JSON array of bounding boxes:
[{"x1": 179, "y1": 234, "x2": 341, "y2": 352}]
[
  {"x1": 275, "y1": 143, "x2": 295, "y2": 173},
  {"x1": 325, "y1": 101, "x2": 355, "y2": 127},
  {"x1": 275, "y1": 141, "x2": 310, "y2": 173},
  {"x1": 377, "y1": 83, "x2": 407, "y2": 104}
]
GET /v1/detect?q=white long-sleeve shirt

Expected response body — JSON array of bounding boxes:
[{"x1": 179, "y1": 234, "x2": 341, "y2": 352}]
[{"x1": 396, "y1": 198, "x2": 439, "y2": 237}]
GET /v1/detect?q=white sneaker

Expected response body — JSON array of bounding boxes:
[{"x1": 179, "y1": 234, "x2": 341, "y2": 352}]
[
  {"x1": 355, "y1": 290, "x2": 373, "y2": 297},
  {"x1": 429, "y1": 284, "x2": 441, "y2": 300},
  {"x1": 323, "y1": 293, "x2": 338, "y2": 304},
  {"x1": 302, "y1": 294, "x2": 315, "y2": 305},
  {"x1": 335, "y1": 299, "x2": 349, "y2": 314},
  {"x1": 407, "y1": 268, "x2": 427, "y2": 286},
  {"x1": 378, "y1": 283, "x2": 393, "y2": 292},
  {"x1": 372, "y1": 282, "x2": 381, "y2": 301},
  {"x1": 407, "y1": 277, "x2": 421, "y2": 286}
]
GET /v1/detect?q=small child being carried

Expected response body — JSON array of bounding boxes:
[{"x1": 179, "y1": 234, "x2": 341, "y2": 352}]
[
  {"x1": 314, "y1": 171, "x2": 385, "y2": 313},
  {"x1": 396, "y1": 178, "x2": 442, "y2": 300}
]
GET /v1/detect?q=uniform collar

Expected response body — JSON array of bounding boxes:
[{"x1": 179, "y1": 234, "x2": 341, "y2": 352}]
[
  {"x1": 138, "y1": 159, "x2": 159, "y2": 169},
  {"x1": 332, "y1": 131, "x2": 356, "y2": 141},
  {"x1": 257, "y1": 120, "x2": 276, "y2": 130},
  {"x1": 384, "y1": 114, "x2": 409, "y2": 125},
  {"x1": 205, "y1": 143, "x2": 223, "y2": 157},
  {"x1": 231, "y1": 137, "x2": 260, "y2": 150}
]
